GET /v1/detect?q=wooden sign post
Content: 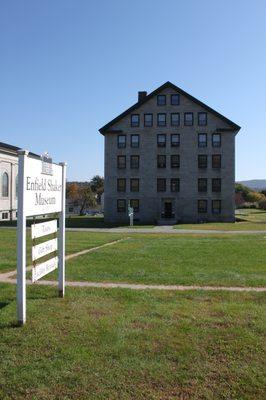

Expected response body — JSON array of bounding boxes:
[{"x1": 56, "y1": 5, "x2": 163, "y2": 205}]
[{"x1": 17, "y1": 150, "x2": 66, "y2": 325}]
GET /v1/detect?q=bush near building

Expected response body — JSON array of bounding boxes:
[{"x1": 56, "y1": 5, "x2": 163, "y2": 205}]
[{"x1": 235, "y1": 183, "x2": 266, "y2": 209}]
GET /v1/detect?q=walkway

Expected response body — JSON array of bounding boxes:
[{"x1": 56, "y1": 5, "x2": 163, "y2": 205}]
[{"x1": 67, "y1": 226, "x2": 266, "y2": 234}]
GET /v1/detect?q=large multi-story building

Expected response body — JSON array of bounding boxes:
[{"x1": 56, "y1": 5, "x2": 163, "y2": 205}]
[
  {"x1": 99, "y1": 82, "x2": 241, "y2": 224},
  {"x1": 0, "y1": 142, "x2": 19, "y2": 220}
]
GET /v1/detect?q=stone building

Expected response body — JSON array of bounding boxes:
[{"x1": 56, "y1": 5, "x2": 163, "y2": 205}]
[
  {"x1": 99, "y1": 81, "x2": 241, "y2": 224},
  {"x1": 0, "y1": 142, "x2": 19, "y2": 220}
]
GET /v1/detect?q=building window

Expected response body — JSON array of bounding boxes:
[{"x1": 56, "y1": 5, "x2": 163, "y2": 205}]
[
  {"x1": 171, "y1": 94, "x2": 180, "y2": 105},
  {"x1": 198, "y1": 133, "x2": 207, "y2": 147},
  {"x1": 130, "y1": 178, "x2": 139, "y2": 192},
  {"x1": 2, "y1": 212, "x2": 9, "y2": 220},
  {"x1": 184, "y1": 112, "x2": 193, "y2": 126},
  {"x1": 198, "y1": 178, "x2": 207, "y2": 192},
  {"x1": 2, "y1": 172, "x2": 9, "y2": 197},
  {"x1": 171, "y1": 155, "x2": 180, "y2": 168},
  {"x1": 131, "y1": 114, "x2": 139, "y2": 127},
  {"x1": 212, "y1": 178, "x2": 221, "y2": 192},
  {"x1": 171, "y1": 134, "x2": 180, "y2": 147},
  {"x1": 198, "y1": 112, "x2": 207, "y2": 126},
  {"x1": 117, "y1": 135, "x2": 126, "y2": 148},
  {"x1": 157, "y1": 113, "x2": 166, "y2": 127},
  {"x1": 117, "y1": 155, "x2": 126, "y2": 169},
  {"x1": 157, "y1": 95, "x2": 166, "y2": 106},
  {"x1": 157, "y1": 178, "x2": 166, "y2": 192},
  {"x1": 157, "y1": 155, "x2": 166, "y2": 168},
  {"x1": 130, "y1": 155, "x2": 139, "y2": 169},
  {"x1": 198, "y1": 200, "x2": 207, "y2": 213},
  {"x1": 212, "y1": 200, "x2": 221, "y2": 214},
  {"x1": 157, "y1": 134, "x2": 166, "y2": 147},
  {"x1": 212, "y1": 133, "x2": 221, "y2": 147},
  {"x1": 144, "y1": 113, "x2": 153, "y2": 127},
  {"x1": 131, "y1": 134, "x2": 139, "y2": 148},
  {"x1": 117, "y1": 178, "x2": 126, "y2": 192},
  {"x1": 69, "y1": 207, "x2": 74, "y2": 212},
  {"x1": 171, "y1": 113, "x2": 180, "y2": 127},
  {"x1": 171, "y1": 178, "x2": 180, "y2": 192},
  {"x1": 212, "y1": 154, "x2": 221, "y2": 169},
  {"x1": 198, "y1": 155, "x2": 207, "y2": 169},
  {"x1": 130, "y1": 199, "x2": 139, "y2": 212},
  {"x1": 117, "y1": 199, "x2": 126, "y2": 212}
]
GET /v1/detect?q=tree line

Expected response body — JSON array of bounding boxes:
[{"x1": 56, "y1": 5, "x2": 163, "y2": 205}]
[
  {"x1": 66, "y1": 175, "x2": 104, "y2": 215},
  {"x1": 235, "y1": 183, "x2": 266, "y2": 209}
]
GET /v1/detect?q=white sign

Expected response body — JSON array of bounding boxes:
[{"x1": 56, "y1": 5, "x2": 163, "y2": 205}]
[
  {"x1": 32, "y1": 238, "x2": 58, "y2": 261},
  {"x1": 32, "y1": 256, "x2": 58, "y2": 282},
  {"x1": 17, "y1": 149, "x2": 66, "y2": 325},
  {"x1": 24, "y1": 156, "x2": 63, "y2": 217},
  {"x1": 31, "y1": 220, "x2": 57, "y2": 239}
]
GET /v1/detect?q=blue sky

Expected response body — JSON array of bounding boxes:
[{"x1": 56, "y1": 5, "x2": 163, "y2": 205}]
[{"x1": 0, "y1": 0, "x2": 265, "y2": 181}]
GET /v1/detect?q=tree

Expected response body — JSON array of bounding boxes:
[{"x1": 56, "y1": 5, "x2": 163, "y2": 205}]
[
  {"x1": 245, "y1": 191, "x2": 264, "y2": 203},
  {"x1": 235, "y1": 183, "x2": 250, "y2": 200},
  {"x1": 90, "y1": 175, "x2": 104, "y2": 195},
  {"x1": 78, "y1": 185, "x2": 97, "y2": 215},
  {"x1": 66, "y1": 182, "x2": 79, "y2": 201},
  {"x1": 90, "y1": 175, "x2": 104, "y2": 205}
]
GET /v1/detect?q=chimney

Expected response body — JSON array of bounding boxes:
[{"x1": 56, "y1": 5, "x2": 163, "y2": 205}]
[{"x1": 138, "y1": 91, "x2": 147, "y2": 102}]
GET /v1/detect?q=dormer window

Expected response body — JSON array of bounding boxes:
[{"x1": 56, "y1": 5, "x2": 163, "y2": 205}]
[
  {"x1": 171, "y1": 94, "x2": 180, "y2": 105},
  {"x1": 131, "y1": 114, "x2": 139, "y2": 127},
  {"x1": 157, "y1": 95, "x2": 166, "y2": 106},
  {"x1": 198, "y1": 112, "x2": 207, "y2": 126}
]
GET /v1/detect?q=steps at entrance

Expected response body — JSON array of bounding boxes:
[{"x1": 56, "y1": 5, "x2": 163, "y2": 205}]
[{"x1": 157, "y1": 219, "x2": 176, "y2": 226}]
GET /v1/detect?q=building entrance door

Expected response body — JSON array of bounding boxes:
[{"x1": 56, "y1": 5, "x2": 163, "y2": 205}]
[{"x1": 164, "y1": 202, "x2": 172, "y2": 218}]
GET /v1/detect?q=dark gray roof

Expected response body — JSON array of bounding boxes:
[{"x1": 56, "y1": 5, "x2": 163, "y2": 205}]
[
  {"x1": 0, "y1": 141, "x2": 40, "y2": 157},
  {"x1": 99, "y1": 81, "x2": 241, "y2": 134}
]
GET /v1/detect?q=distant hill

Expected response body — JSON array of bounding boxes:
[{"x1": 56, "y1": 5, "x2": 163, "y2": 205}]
[{"x1": 238, "y1": 180, "x2": 266, "y2": 191}]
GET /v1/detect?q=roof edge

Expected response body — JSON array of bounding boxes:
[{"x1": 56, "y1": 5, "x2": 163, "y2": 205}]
[{"x1": 99, "y1": 81, "x2": 241, "y2": 135}]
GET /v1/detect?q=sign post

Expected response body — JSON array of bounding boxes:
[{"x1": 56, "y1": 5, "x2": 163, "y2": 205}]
[
  {"x1": 17, "y1": 151, "x2": 66, "y2": 325},
  {"x1": 58, "y1": 162, "x2": 66, "y2": 298},
  {"x1": 128, "y1": 203, "x2": 134, "y2": 227},
  {"x1": 17, "y1": 150, "x2": 28, "y2": 326}
]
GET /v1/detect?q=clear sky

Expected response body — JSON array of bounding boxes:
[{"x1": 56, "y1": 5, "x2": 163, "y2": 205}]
[{"x1": 0, "y1": 0, "x2": 265, "y2": 181}]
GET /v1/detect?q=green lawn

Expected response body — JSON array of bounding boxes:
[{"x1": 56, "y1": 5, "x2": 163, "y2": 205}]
[
  {"x1": 176, "y1": 209, "x2": 266, "y2": 231},
  {"x1": 0, "y1": 283, "x2": 265, "y2": 400},
  {"x1": 176, "y1": 222, "x2": 266, "y2": 231},
  {"x1": 60, "y1": 234, "x2": 266, "y2": 287},
  {"x1": 0, "y1": 229, "x2": 123, "y2": 273},
  {"x1": 2, "y1": 229, "x2": 266, "y2": 288}
]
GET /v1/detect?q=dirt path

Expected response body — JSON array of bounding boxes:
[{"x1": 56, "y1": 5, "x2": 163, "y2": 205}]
[
  {"x1": 0, "y1": 276, "x2": 265, "y2": 292},
  {"x1": 2, "y1": 226, "x2": 266, "y2": 234}
]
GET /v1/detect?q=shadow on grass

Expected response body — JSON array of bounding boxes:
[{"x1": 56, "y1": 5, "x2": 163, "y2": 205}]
[{"x1": 0, "y1": 217, "x2": 153, "y2": 229}]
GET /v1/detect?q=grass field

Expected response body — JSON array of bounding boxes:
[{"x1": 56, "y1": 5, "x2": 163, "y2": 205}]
[
  {"x1": 1, "y1": 229, "x2": 266, "y2": 287},
  {"x1": 56, "y1": 234, "x2": 266, "y2": 287},
  {"x1": 0, "y1": 229, "x2": 123, "y2": 273},
  {"x1": 0, "y1": 283, "x2": 265, "y2": 400},
  {"x1": 0, "y1": 227, "x2": 265, "y2": 399},
  {"x1": 176, "y1": 209, "x2": 266, "y2": 231}
]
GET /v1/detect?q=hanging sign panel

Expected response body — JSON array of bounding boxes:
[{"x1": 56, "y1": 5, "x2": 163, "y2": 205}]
[
  {"x1": 32, "y1": 256, "x2": 58, "y2": 282},
  {"x1": 31, "y1": 220, "x2": 57, "y2": 239},
  {"x1": 24, "y1": 156, "x2": 63, "y2": 217},
  {"x1": 32, "y1": 238, "x2": 58, "y2": 261}
]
